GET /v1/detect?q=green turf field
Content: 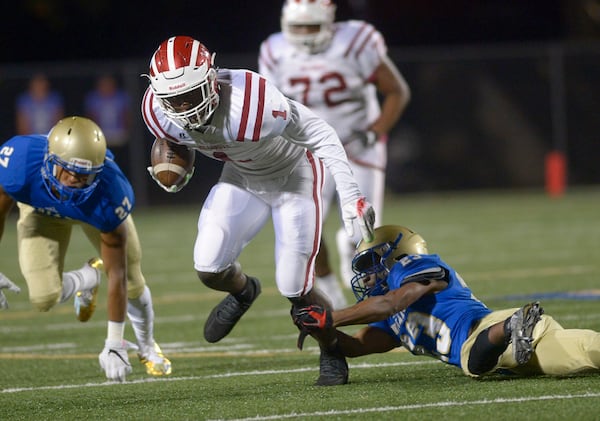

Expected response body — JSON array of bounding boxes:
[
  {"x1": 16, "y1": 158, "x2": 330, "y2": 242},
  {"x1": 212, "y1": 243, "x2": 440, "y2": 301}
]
[{"x1": 1, "y1": 188, "x2": 599, "y2": 420}]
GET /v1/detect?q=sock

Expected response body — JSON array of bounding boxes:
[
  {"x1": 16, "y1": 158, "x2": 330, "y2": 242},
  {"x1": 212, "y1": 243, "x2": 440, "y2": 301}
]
[
  {"x1": 127, "y1": 286, "x2": 155, "y2": 350},
  {"x1": 234, "y1": 276, "x2": 256, "y2": 302},
  {"x1": 503, "y1": 316, "x2": 513, "y2": 344},
  {"x1": 59, "y1": 264, "x2": 100, "y2": 303},
  {"x1": 467, "y1": 327, "x2": 509, "y2": 375}
]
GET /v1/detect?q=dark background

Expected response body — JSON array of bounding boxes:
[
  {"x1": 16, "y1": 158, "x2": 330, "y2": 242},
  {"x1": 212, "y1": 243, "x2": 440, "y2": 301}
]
[
  {"x1": 3, "y1": 0, "x2": 600, "y2": 203},
  {"x1": 4, "y1": 0, "x2": 590, "y2": 63}
]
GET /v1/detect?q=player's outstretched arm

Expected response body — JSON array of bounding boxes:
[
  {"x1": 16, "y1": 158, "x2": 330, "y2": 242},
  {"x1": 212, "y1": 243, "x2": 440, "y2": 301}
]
[{"x1": 97, "y1": 224, "x2": 130, "y2": 380}]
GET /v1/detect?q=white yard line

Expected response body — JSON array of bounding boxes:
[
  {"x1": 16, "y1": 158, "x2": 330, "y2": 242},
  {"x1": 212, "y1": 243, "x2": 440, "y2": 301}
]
[
  {"x1": 214, "y1": 392, "x2": 600, "y2": 421},
  {"x1": 0, "y1": 361, "x2": 433, "y2": 394}
]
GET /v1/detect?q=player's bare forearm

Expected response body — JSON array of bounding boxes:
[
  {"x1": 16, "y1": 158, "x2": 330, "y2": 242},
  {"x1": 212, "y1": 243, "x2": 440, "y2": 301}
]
[
  {"x1": 104, "y1": 265, "x2": 127, "y2": 322},
  {"x1": 335, "y1": 326, "x2": 398, "y2": 357},
  {"x1": 0, "y1": 188, "x2": 15, "y2": 241},
  {"x1": 100, "y1": 226, "x2": 128, "y2": 322},
  {"x1": 332, "y1": 294, "x2": 398, "y2": 326},
  {"x1": 371, "y1": 55, "x2": 411, "y2": 134},
  {"x1": 332, "y1": 281, "x2": 441, "y2": 327}
]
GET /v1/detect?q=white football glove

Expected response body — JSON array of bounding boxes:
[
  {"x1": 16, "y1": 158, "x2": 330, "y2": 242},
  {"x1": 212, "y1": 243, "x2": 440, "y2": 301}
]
[
  {"x1": 146, "y1": 166, "x2": 195, "y2": 193},
  {"x1": 99, "y1": 340, "x2": 132, "y2": 382},
  {"x1": 341, "y1": 196, "x2": 376, "y2": 242},
  {"x1": 0, "y1": 273, "x2": 21, "y2": 310}
]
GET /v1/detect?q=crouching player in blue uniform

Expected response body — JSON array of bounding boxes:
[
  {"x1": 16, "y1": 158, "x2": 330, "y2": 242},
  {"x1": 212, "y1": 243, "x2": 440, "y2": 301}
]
[
  {"x1": 292, "y1": 225, "x2": 600, "y2": 383},
  {"x1": 0, "y1": 116, "x2": 171, "y2": 381}
]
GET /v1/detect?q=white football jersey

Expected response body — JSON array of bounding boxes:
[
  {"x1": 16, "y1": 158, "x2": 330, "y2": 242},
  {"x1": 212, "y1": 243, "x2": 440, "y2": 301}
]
[
  {"x1": 141, "y1": 68, "x2": 361, "y2": 204},
  {"x1": 259, "y1": 20, "x2": 386, "y2": 143}
]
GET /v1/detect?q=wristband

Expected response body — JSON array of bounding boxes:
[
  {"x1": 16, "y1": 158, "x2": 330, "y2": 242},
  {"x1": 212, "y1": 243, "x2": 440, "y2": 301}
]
[{"x1": 107, "y1": 320, "x2": 126, "y2": 343}]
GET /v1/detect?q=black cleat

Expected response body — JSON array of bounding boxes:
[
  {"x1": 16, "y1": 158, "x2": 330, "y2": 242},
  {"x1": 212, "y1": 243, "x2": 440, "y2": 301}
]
[
  {"x1": 316, "y1": 344, "x2": 349, "y2": 386},
  {"x1": 204, "y1": 277, "x2": 261, "y2": 343},
  {"x1": 510, "y1": 301, "x2": 544, "y2": 365}
]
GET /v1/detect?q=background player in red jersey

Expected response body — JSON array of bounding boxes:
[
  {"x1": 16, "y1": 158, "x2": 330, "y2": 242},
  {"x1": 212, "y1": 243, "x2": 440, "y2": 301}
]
[{"x1": 259, "y1": 0, "x2": 411, "y2": 308}]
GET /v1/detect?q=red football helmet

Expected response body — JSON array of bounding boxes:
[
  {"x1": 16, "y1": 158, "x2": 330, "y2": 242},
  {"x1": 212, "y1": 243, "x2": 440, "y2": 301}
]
[{"x1": 147, "y1": 36, "x2": 220, "y2": 129}]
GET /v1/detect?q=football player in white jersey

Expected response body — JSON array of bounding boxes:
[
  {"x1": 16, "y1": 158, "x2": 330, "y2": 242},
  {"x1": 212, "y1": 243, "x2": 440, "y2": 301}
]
[
  {"x1": 259, "y1": 0, "x2": 411, "y2": 308},
  {"x1": 141, "y1": 35, "x2": 375, "y2": 386}
]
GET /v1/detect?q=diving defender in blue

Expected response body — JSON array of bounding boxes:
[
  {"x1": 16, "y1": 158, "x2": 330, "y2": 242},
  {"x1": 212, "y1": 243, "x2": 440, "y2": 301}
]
[
  {"x1": 292, "y1": 225, "x2": 600, "y2": 384},
  {"x1": 0, "y1": 116, "x2": 171, "y2": 381}
]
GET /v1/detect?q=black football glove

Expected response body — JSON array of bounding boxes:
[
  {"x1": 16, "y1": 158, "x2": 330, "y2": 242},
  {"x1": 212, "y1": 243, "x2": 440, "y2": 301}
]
[
  {"x1": 292, "y1": 305, "x2": 332, "y2": 330},
  {"x1": 291, "y1": 305, "x2": 332, "y2": 350}
]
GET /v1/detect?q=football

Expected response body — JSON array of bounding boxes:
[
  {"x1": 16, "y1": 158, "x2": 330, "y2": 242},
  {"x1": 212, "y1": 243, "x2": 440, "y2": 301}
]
[{"x1": 150, "y1": 138, "x2": 195, "y2": 188}]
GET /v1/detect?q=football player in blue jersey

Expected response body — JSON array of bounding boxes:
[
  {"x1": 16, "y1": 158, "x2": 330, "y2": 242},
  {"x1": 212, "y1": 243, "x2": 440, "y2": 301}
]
[
  {"x1": 0, "y1": 116, "x2": 171, "y2": 382},
  {"x1": 292, "y1": 225, "x2": 600, "y2": 383}
]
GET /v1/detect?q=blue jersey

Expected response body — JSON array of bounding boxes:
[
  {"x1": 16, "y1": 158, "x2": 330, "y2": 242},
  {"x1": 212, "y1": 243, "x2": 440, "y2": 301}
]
[
  {"x1": 0, "y1": 135, "x2": 134, "y2": 232},
  {"x1": 84, "y1": 89, "x2": 130, "y2": 145},
  {"x1": 370, "y1": 254, "x2": 491, "y2": 367},
  {"x1": 16, "y1": 91, "x2": 64, "y2": 135}
]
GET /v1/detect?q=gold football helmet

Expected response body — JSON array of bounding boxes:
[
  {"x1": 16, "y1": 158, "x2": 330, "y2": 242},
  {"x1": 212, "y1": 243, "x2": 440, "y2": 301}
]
[
  {"x1": 350, "y1": 225, "x2": 428, "y2": 301},
  {"x1": 42, "y1": 116, "x2": 106, "y2": 204}
]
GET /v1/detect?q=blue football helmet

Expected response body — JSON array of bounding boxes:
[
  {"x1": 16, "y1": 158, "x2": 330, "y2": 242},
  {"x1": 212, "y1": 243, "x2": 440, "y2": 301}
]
[
  {"x1": 42, "y1": 116, "x2": 106, "y2": 205},
  {"x1": 351, "y1": 225, "x2": 428, "y2": 301}
]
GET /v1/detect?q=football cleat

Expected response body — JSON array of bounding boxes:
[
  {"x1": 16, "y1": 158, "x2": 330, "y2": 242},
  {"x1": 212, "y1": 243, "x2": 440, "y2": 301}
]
[
  {"x1": 510, "y1": 301, "x2": 544, "y2": 365},
  {"x1": 74, "y1": 257, "x2": 103, "y2": 322},
  {"x1": 316, "y1": 344, "x2": 349, "y2": 386},
  {"x1": 138, "y1": 341, "x2": 172, "y2": 376},
  {"x1": 204, "y1": 276, "x2": 261, "y2": 343}
]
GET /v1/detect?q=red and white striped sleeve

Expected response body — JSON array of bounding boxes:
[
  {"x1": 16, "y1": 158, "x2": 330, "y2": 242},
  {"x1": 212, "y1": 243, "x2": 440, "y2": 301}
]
[
  {"x1": 141, "y1": 87, "x2": 181, "y2": 143},
  {"x1": 227, "y1": 70, "x2": 290, "y2": 142}
]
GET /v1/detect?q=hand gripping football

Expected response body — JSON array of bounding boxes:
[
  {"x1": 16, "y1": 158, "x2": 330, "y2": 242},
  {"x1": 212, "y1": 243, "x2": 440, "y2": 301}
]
[{"x1": 150, "y1": 138, "x2": 195, "y2": 188}]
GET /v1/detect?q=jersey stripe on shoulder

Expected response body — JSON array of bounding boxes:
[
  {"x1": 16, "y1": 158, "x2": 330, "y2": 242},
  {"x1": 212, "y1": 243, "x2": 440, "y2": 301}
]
[
  {"x1": 236, "y1": 72, "x2": 253, "y2": 141},
  {"x1": 404, "y1": 267, "x2": 448, "y2": 284},
  {"x1": 236, "y1": 72, "x2": 267, "y2": 142},
  {"x1": 253, "y1": 77, "x2": 266, "y2": 140},
  {"x1": 142, "y1": 89, "x2": 179, "y2": 143},
  {"x1": 343, "y1": 22, "x2": 378, "y2": 59},
  {"x1": 354, "y1": 25, "x2": 377, "y2": 58}
]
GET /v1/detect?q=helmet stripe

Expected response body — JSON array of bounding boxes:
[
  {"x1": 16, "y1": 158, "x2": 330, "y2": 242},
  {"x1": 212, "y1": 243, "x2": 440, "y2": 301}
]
[
  {"x1": 190, "y1": 39, "x2": 200, "y2": 66},
  {"x1": 150, "y1": 52, "x2": 159, "y2": 76},
  {"x1": 166, "y1": 36, "x2": 177, "y2": 70}
]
